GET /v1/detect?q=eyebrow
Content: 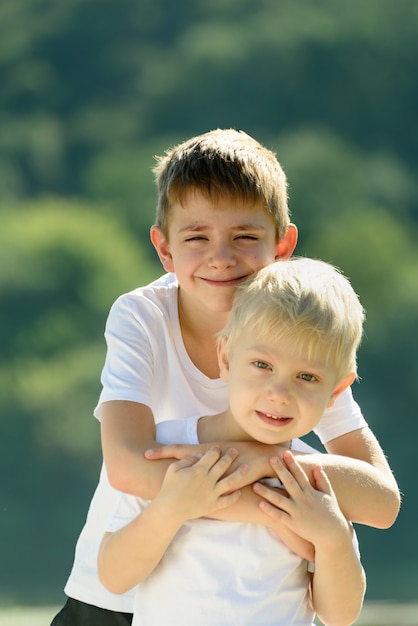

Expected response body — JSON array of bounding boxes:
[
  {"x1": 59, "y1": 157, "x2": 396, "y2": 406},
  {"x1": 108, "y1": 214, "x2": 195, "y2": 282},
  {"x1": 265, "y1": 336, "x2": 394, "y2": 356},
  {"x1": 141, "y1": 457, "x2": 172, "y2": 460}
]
[
  {"x1": 178, "y1": 222, "x2": 269, "y2": 233},
  {"x1": 244, "y1": 346, "x2": 331, "y2": 372}
]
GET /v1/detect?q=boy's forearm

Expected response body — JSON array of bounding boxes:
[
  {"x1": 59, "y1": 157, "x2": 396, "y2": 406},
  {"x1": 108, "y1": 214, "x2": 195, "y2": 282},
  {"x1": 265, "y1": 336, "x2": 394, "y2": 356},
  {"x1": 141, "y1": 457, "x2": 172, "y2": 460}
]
[
  {"x1": 312, "y1": 538, "x2": 366, "y2": 626},
  {"x1": 107, "y1": 444, "x2": 173, "y2": 499},
  {"x1": 110, "y1": 415, "x2": 400, "y2": 528},
  {"x1": 324, "y1": 426, "x2": 400, "y2": 527},
  {"x1": 210, "y1": 434, "x2": 399, "y2": 528},
  {"x1": 294, "y1": 452, "x2": 398, "y2": 527},
  {"x1": 145, "y1": 440, "x2": 281, "y2": 487},
  {"x1": 98, "y1": 503, "x2": 182, "y2": 593},
  {"x1": 101, "y1": 400, "x2": 174, "y2": 498}
]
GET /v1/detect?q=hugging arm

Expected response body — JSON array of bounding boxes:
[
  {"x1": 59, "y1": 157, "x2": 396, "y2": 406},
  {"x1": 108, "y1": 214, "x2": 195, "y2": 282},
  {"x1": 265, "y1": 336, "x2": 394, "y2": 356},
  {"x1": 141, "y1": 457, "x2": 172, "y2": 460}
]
[
  {"x1": 98, "y1": 448, "x2": 243, "y2": 593},
  {"x1": 101, "y1": 401, "x2": 314, "y2": 559},
  {"x1": 322, "y1": 426, "x2": 400, "y2": 527},
  {"x1": 101, "y1": 400, "x2": 174, "y2": 498},
  {"x1": 146, "y1": 426, "x2": 400, "y2": 529}
]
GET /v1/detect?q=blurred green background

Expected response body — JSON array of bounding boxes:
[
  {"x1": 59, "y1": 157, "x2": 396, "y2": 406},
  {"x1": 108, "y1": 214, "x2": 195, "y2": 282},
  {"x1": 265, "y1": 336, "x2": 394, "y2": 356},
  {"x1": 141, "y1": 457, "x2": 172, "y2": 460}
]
[{"x1": 1, "y1": 0, "x2": 417, "y2": 607}]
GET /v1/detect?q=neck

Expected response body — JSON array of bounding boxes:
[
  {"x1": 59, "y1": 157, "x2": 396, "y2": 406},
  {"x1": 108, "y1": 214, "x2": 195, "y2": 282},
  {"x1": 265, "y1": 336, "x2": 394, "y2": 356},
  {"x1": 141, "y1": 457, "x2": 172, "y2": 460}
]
[
  {"x1": 178, "y1": 290, "x2": 229, "y2": 338},
  {"x1": 178, "y1": 292, "x2": 229, "y2": 380}
]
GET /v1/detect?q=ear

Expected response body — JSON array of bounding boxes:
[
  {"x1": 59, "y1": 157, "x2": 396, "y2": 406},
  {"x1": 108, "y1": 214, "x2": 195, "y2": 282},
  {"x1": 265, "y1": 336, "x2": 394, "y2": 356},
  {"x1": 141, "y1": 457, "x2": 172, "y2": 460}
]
[
  {"x1": 274, "y1": 223, "x2": 298, "y2": 260},
  {"x1": 326, "y1": 373, "x2": 356, "y2": 408},
  {"x1": 150, "y1": 225, "x2": 175, "y2": 273},
  {"x1": 217, "y1": 336, "x2": 231, "y2": 382}
]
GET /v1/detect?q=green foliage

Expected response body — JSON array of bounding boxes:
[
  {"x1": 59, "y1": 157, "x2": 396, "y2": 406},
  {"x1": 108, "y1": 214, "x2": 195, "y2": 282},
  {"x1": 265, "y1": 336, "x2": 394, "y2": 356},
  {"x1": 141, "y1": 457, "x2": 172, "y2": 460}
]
[{"x1": 0, "y1": 198, "x2": 159, "y2": 454}]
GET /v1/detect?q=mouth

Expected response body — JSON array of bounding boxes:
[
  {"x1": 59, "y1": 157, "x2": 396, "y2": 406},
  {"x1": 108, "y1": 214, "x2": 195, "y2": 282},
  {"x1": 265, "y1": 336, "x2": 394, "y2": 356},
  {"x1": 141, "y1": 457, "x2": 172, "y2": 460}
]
[
  {"x1": 201, "y1": 275, "x2": 248, "y2": 287},
  {"x1": 256, "y1": 411, "x2": 293, "y2": 427}
]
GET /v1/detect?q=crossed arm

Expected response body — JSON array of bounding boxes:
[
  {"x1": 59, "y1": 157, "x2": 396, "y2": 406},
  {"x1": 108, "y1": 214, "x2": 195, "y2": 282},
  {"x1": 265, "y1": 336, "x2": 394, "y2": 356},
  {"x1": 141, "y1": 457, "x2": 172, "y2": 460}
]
[
  {"x1": 101, "y1": 400, "x2": 400, "y2": 530},
  {"x1": 98, "y1": 448, "x2": 366, "y2": 626}
]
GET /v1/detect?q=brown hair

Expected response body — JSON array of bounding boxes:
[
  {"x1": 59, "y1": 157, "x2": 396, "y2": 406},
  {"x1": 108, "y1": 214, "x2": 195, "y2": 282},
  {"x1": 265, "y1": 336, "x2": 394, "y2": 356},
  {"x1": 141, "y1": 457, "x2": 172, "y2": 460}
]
[{"x1": 153, "y1": 129, "x2": 290, "y2": 239}]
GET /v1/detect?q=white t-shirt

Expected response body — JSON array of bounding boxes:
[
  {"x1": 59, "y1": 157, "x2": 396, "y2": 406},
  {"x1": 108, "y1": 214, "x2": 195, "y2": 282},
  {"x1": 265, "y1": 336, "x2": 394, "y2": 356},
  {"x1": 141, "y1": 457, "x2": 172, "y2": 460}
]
[
  {"x1": 107, "y1": 418, "x2": 351, "y2": 626},
  {"x1": 64, "y1": 272, "x2": 366, "y2": 612}
]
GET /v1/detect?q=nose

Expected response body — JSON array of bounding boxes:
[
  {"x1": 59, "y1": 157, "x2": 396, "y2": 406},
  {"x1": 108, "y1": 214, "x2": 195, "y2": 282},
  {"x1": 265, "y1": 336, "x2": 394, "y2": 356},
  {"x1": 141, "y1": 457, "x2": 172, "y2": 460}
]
[
  {"x1": 267, "y1": 378, "x2": 292, "y2": 405},
  {"x1": 207, "y1": 241, "x2": 237, "y2": 270}
]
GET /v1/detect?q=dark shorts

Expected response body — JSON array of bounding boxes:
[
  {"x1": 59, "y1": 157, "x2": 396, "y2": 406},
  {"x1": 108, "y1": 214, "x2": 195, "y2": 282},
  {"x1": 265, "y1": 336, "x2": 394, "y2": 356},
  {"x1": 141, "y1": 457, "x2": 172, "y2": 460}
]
[{"x1": 50, "y1": 597, "x2": 133, "y2": 626}]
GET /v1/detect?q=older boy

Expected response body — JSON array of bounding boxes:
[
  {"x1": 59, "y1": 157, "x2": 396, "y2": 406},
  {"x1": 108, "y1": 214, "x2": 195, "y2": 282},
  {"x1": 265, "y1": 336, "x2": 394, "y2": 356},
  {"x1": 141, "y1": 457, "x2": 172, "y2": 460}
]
[
  {"x1": 98, "y1": 258, "x2": 367, "y2": 626},
  {"x1": 52, "y1": 129, "x2": 398, "y2": 626}
]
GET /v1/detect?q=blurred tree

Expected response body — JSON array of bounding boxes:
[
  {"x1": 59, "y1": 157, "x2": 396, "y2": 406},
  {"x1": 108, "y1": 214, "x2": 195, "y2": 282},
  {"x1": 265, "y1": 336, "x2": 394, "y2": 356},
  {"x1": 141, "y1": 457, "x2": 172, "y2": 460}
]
[
  {"x1": 1, "y1": 0, "x2": 417, "y2": 215},
  {"x1": 0, "y1": 198, "x2": 160, "y2": 602}
]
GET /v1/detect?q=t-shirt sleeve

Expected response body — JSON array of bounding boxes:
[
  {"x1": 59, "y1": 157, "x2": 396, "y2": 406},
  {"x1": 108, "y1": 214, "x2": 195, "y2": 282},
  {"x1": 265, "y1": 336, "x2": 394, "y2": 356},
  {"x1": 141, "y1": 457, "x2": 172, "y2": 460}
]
[
  {"x1": 105, "y1": 492, "x2": 143, "y2": 534},
  {"x1": 313, "y1": 387, "x2": 367, "y2": 445},
  {"x1": 94, "y1": 295, "x2": 154, "y2": 421}
]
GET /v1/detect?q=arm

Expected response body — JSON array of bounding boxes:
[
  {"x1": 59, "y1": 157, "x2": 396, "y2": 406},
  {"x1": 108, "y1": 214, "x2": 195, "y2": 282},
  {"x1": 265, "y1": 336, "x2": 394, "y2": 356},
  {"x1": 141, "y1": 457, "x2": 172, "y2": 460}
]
[
  {"x1": 322, "y1": 426, "x2": 400, "y2": 528},
  {"x1": 147, "y1": 427, "x2": 400, "y2": 528},
  {"x1": 101, "y1": 400, "x2": 253, "y2": 498},
  {"x1": 102, "y1": 401, "x2": 314, "y2": 559},
  {"x1": 254, "y1": 452, "x2": 366, "y2": 626},
  {"x1": 98, "y1": 448, "x2": 242, "y2": 593},
  {"x1": 101, "y1": 400, "x2": 171, "y2": 498}
]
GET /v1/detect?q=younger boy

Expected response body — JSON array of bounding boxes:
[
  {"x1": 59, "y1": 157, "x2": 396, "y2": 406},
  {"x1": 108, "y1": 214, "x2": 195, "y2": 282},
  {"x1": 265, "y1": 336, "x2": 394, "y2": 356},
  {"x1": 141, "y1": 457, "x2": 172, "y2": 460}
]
[
  {"x1": 53, "y1": 129, "x2": 398, "y2": 626},
  {"x1": 98, "y1": 258, "x2": 367, "y2": 626}
]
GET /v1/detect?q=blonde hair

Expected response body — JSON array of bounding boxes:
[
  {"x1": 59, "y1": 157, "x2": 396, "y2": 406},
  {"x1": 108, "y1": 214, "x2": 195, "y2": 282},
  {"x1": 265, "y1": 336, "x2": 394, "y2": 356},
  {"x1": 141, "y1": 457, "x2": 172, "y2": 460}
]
[
  {"x1": 153, "y1": 128, "x2": 289, "y2": 239},
  {"x1": 219, "y1": 257, "x2": 365, "y2": 379}
]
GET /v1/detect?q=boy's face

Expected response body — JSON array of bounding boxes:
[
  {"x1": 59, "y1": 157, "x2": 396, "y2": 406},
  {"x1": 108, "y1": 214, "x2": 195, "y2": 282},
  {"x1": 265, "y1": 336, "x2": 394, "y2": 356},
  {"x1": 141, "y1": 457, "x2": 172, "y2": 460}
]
[
  {"x1": 218, "y1": 331, "x2": 354, "y2": 445},
  {"x1": 151, "y1": 190, "x2": 297, "y2": 316}
]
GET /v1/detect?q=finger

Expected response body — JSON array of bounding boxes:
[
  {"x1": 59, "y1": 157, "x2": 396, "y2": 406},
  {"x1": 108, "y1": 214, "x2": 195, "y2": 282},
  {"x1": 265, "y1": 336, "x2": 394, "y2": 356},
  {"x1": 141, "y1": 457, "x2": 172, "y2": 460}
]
[
  {"x1": 215, "y1": 460, "x2": 249, "y2": 493},
  {"x1": 253, "y1": 482, "x2": 291, "y2": 511},
  {"x1": 144, "y1": 444, "x2": 203, "y2": 460},
  {"x1": 215, "y1": 490, "x2": 242, "y2": 510},
  {"x1": 194, "y1": 446, "x2": 222, "y2": 470},
  {"x1": 197, "y1": 447, "x2": 239, "y2": 477},
  {"x1": 312, "y1": 464, "x2": 333, "y2": 495},
  {"x1": 168, "y1": 455, "x2": 201, "y2": 472},
  {"x1": 271, "y1": 451, "x2": 312, "y2": 493},
  {"x1": 145, "y1": 445, "x2": 176, "y2": 459},
  {"x1": 258, "y1": 498, "x2": 288, "y2": 523}
]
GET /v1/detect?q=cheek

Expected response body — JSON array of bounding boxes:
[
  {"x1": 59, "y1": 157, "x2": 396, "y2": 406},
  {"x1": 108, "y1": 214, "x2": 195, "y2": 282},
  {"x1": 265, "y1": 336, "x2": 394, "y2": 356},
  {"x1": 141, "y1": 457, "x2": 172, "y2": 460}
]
[{"x1": 230, "y1": 376, "x2": 260, "y2": 403}]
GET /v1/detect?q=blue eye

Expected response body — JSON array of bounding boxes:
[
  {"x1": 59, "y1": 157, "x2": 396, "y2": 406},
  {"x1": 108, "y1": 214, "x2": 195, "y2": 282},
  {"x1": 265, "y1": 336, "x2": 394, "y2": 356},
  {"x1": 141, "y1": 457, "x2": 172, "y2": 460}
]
[
  {"x1": 253, "y1": 360, "x2": 270, "y2": 370},
  {"x1": 299, "y1": 373, "x2": 317, "y2": 382}
]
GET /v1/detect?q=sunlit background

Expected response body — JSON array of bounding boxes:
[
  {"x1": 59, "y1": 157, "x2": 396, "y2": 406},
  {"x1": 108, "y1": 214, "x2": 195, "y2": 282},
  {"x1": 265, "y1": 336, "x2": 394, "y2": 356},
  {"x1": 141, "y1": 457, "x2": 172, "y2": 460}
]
[{"x1": 1, "y1": 0, "x2": 417, "y2": 617}]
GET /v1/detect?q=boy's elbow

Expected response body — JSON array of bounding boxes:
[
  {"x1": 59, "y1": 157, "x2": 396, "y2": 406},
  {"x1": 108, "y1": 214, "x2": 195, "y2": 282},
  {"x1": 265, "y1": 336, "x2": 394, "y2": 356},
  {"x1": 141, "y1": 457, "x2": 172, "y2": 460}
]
[
  {"x1": 98, "y1": 571, "x2": 130, "y2": 595},
  {"x1": 97, "y1": 557, "x2": 132, "y2": 595},
  {"x1": 371, "y1": 474, "x2": 401, "y2": 529},
  {"x1": 378, "y1": 485, "x2": 401, "y2": 529},
  {"x1": 106, "y1": 464, "x2": 132, "y2": 493}
]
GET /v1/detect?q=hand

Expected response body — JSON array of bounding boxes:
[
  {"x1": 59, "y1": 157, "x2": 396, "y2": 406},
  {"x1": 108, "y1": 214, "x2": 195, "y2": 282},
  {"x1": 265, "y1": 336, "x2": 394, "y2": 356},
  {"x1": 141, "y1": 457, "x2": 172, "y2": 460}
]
[
  {"x1": 253, "y1": 451, "x2": 352, "y2": 550},
  {"x1": 145, "y1": 440, "x2": 290, "y2": 486},
  {"x1": 145, "y1": 442, "x2": 212, "y2": 461},
  {"x1": 154, "y1": 447, "x2": 246, "y2": 523}
]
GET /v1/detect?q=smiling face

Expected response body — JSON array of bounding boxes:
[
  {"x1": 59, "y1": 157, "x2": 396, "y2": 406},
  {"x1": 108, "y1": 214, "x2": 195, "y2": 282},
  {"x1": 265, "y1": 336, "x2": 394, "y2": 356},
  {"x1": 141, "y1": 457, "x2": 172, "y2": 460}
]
[
  {"x1": 151, "y1": 189, "x2": 297, "y2": 318},
  {"x1": 217, "y1": 330, "x2": 354, "y2": 445}
]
